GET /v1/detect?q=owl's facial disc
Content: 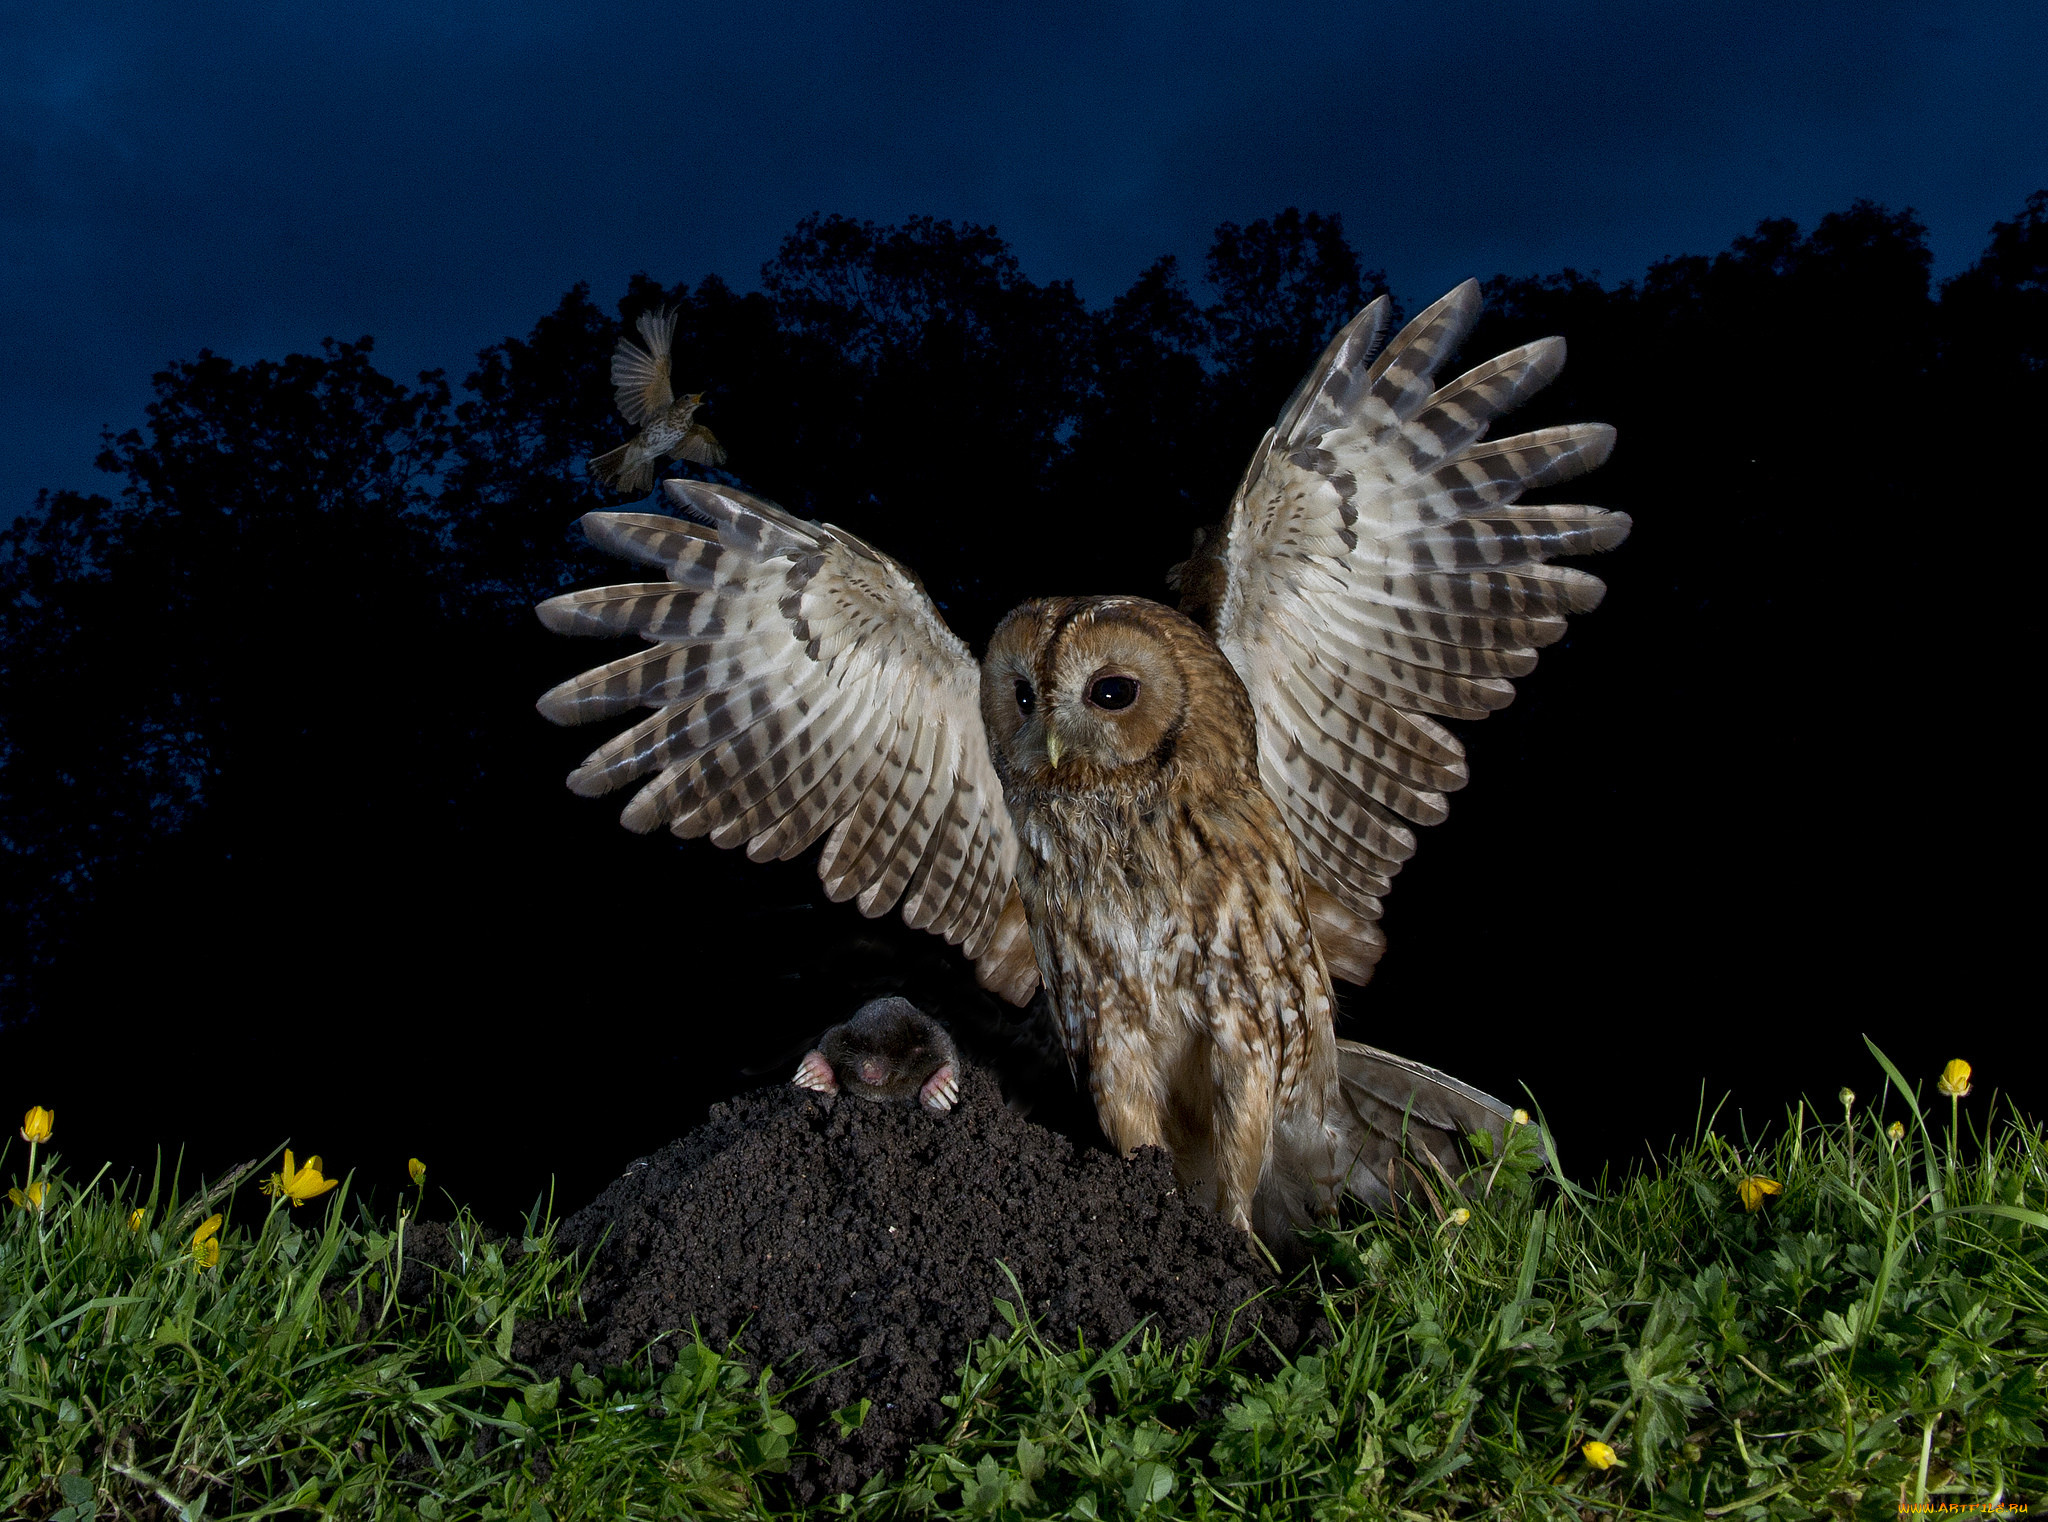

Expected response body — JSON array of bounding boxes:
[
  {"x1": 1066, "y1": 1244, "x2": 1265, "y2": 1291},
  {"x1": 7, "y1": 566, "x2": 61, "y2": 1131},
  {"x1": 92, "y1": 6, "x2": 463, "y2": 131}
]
[
  {"x1": 1048, "y1": 669, "x2": 1139, "y2": 767},
  {"x1": 1042, "y1": 615, "x2": 1185, "y2": 776},
  {"x1": 980, "y1": 598, "x2": 1192, "y2": 788},
  {"x1": 980, "y1": 610, "x2": 1055, "y2": 782}
]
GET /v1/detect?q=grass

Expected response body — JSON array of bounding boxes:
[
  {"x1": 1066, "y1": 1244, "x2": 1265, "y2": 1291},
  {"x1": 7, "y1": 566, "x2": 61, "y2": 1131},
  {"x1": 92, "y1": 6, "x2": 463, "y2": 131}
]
[{"x1": 3, "y1": 1044, "x2": 2043, "y2": 1520}]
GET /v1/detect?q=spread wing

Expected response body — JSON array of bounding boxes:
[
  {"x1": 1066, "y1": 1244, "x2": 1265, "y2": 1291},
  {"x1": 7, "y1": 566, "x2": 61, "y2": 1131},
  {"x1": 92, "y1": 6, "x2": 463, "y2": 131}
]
[
  {"x1": 535, "y1": 479, "x2": 1039, "y2": 1003},
  {"x1": 1184, "y1": 281, "x2": 1629, "y2": 983},
  {"x1": 676, "y1": 423, "x2": 726, "y2": 468},
  {"x1": 611, "y1": 307, "x2": 676, "y2": 426}
]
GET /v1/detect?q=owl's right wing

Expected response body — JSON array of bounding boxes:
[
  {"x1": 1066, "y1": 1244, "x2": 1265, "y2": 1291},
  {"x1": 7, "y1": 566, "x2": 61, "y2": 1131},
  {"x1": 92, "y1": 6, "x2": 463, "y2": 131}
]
[
  {"x1": 536, "y1": 480, "x2": 1039, "y2": 1003},
  {"x1": 611, "y1": 307, "x2": 676, "y2": 426},
  {"x1": 1183, "y1": 282, "x2": 1629, "y2": 983}
]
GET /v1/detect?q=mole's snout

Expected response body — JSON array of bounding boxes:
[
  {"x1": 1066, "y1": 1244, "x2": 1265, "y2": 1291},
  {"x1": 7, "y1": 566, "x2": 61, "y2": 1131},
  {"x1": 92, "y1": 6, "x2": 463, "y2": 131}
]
[{"x1": 859, "y1": 1057, "x2": 889, "y2": 1086}]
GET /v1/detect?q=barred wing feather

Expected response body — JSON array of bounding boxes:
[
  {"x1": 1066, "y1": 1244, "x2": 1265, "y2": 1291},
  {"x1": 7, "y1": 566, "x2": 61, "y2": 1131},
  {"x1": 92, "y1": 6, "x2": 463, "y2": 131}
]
[
  {"x1": 1204, "y1": 281, "x2": 1630, "y2": 981},
  {"x1": 536, "y1": 481, "x2": 1037, "y2": 1000}
]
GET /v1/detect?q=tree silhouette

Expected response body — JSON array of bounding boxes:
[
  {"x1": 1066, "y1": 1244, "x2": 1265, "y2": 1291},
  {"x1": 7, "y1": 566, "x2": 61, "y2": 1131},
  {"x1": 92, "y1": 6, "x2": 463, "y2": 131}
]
[
  {"x1": 0, "y1": 340, "x2": 451, "y2": 1007},
  {"x1": 1940, "y1": 189, "x2": 2048, "y2": 394}
]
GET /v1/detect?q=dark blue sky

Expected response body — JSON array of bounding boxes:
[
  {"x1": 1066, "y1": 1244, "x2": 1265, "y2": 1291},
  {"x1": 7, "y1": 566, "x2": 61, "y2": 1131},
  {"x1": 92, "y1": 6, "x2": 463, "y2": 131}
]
[{"x1": 4, "y1": 1, "x2": 2042, "y2": 517}]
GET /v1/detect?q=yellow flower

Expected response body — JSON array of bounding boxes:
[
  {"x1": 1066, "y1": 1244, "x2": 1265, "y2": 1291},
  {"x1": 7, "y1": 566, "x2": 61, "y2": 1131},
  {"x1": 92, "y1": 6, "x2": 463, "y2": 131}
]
[
  {"x1": 1582, "y1": 1440, "x2": 1623, "y2": 1469},
  {"x1": 1887, "y1": 1120, "x2": 1905, "y2": 1144},
  {"x1": 129, "y1": 1207, "x2": 145, "y2": 1232},
  {"x1": 20, "y1": 1106, "x2": 53, "y2": 1143},
  {"x1": 260, "y1": 1151, "x2": 340, "y2": 1208},
  {"x1": 1737, "y1": 1176, "x2": 1782, "y2": 1212},
  {"x1": 1512, "y1": 1108, "x2": 1530, "y2": 1126},
  {"x1": 408, "y1": 1157, "x2": 426, "y2": 1186},
  {"x1": 191, "y1": 1213, "x2": 223, "y2": 1267},
  {"x1": 1447, "y1": 1207, "x2": 1471, "y2": 1225},
  {"x1": 7, "y1": 1180, "x2": 49, "y2": 1211},
  {"x1": 1937, "y1": 1059, "x2": 1972, "y2": 1098}
]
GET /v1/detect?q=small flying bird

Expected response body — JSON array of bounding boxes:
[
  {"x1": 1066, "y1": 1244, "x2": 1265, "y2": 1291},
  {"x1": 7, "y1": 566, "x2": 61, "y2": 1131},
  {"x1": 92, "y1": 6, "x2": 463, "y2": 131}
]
[{"x1": 587, "y1": 307, "x2": 726, "y2": 495}]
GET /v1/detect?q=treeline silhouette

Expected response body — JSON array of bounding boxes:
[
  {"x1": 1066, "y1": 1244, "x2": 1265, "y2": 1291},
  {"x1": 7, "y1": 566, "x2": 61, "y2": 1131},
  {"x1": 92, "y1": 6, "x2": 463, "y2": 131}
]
[{"x1": 2, "y1": 199, "x2": 2040, "y2": 1221}]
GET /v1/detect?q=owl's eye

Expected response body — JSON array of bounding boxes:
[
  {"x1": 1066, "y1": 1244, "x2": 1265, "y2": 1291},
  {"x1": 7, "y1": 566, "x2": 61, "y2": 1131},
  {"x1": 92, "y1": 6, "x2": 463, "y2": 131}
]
[
  {"x1": 1088, "y1": 675, "x2": 1140, "y2": 711},
  {"x1": 1014, "y1": 679, "x2": 1036, "y2": 715}
]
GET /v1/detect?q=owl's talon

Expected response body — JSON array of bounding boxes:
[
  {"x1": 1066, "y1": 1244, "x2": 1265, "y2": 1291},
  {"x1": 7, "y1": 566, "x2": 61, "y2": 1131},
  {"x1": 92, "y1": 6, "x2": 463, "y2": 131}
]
[
  {"x1": 793, "y1": 1050, "x2": 838, "y2": 1095},
  {"x1": 919, "y1": 1063, "x2": 959, "y2": 1113}
]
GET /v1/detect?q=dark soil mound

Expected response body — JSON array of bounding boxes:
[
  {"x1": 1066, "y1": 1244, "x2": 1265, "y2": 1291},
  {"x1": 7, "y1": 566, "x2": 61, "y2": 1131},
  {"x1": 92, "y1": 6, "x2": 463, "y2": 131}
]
[{"x1": 519, "y1": 1065, "x2": 1310, "y2": 1492}]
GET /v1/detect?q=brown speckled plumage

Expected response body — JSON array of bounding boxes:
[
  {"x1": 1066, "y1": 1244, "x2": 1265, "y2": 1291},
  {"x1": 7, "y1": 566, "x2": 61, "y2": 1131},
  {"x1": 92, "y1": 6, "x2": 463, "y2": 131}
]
[
  {"x1": 537, "y1": 282, "x2": 1625, "y2": 1243},
  {"x1": 979, "y1": 597, "x2": 1341, "y2": 1233}
]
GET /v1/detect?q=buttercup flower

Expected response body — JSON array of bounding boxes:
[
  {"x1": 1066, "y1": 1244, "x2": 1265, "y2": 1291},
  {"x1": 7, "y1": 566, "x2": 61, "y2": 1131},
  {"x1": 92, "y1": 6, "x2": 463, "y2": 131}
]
[
  {"x1": 1512, "y1": 1108, "x2": 1530, "y2": 1126},
  {"x1": 408, "y1": 1158, "x2": 426, "y2": 1186},
  {"x1": 1937, "y1": 1059, "x2": 1972, "y2": 1099},
  {"x1": 129, "y1": 1207, "x2": 145, "y2": 1231},
  {"x1": 1837, "y1": 1087, "x2": 1855, "y2": 1110},
  {"x1": 20, "y1": 1106, "x2": 53, "y2": 1143},
  {"x1": 261, "y1": 1151, "x2": 340, "y2": 1208},
  {"x1": 191, "y1": 1213, "x2": 223, "y2": 1268},
  {"x1": 1582, "y1": 1440, "x2": 1622, "y2": 1469},
  {"x1": 1448, "y1": 1207, "x2": 1471, "y2": 1225},
  {"x1": 8, "y1": 1181, "x2": 48, "y2": 1210},
  {"x1": 1887, "y1": 1120, "x2": 1905, "y2": 1144},
  {"x1": 1737, "y1": 1175, "x2": 1782, "y2": 1212}
]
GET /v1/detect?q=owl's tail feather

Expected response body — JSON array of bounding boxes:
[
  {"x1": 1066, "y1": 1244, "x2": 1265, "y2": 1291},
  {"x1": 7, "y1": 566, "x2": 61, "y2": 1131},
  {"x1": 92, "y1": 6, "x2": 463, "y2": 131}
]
[
  {"x1": 1330, "y1": 1040, "x2": 1527, "y2": 1209},
  {"x1": 1253, "y1": 1043, "x2": 1527, "y2": 1250}
]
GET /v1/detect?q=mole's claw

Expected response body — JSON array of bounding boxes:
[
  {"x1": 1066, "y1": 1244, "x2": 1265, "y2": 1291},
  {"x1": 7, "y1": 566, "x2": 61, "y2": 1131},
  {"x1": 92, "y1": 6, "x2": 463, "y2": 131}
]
[
  {"x1": 794, "y1": 1051, "x2": 838, "y2": 1095},
  {"x1": 919, "y1": 1062, "x2": 959, "y2": 1113}
]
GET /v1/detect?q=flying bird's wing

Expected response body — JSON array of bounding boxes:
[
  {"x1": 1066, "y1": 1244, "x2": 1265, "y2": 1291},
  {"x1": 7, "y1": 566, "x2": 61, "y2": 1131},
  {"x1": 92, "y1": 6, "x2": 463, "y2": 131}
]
[
  {"x1": 676, "y1": 423, "x2": 726, "y2": 467},
  {"x1": 1179, "y1": 282, "x2": 1628, "y2": 983},
  {"x1": 611, "y1": 307, "x2": 677, "y2": 426},
  {"x1": 536, "y1": 481, "x2": 1039, "y2": 1003}
]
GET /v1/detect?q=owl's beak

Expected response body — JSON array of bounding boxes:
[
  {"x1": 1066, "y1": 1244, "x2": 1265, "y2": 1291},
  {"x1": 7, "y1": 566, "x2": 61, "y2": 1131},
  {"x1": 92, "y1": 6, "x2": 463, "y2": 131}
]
[{"x1": 1045, "y1": 729, "x2": 1065, "y2": 770}]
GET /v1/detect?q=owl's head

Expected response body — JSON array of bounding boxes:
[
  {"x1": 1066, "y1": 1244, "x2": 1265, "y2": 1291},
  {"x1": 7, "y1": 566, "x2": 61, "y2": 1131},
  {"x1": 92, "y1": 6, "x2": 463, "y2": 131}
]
[{"x1": 980, "y1": 596, "x2": 1256, "y2": 794}]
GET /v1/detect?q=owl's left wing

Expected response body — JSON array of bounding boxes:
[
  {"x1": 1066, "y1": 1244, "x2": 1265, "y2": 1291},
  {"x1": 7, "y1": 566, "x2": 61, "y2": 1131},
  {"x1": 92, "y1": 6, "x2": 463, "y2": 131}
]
[
  {"x1": 536, "y1": 480, "x2": 1038, "y2": 1002},
  {"x1": 1185, "y1": 281, "x2": 1629, "y2": 983}
]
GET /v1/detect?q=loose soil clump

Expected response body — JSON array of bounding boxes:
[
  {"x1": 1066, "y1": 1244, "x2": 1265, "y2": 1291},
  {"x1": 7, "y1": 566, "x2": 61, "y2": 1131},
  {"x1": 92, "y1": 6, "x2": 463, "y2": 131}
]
[{"x1": 520, "y1": 1065, "x2": 1310, "y2": 1492}]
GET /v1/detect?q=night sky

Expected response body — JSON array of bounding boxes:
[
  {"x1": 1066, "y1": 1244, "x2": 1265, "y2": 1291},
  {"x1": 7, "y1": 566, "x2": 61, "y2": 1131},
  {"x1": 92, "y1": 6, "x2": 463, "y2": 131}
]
[{"x1": 6, "y1": 1, "x2": 2044, "y2": 516}]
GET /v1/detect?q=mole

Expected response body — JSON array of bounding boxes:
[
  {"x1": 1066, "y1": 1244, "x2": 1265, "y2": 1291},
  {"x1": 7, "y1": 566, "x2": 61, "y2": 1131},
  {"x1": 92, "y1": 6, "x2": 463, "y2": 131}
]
[{"x1": 792, "y1": 996, "x2": 961, "y2": 1112}]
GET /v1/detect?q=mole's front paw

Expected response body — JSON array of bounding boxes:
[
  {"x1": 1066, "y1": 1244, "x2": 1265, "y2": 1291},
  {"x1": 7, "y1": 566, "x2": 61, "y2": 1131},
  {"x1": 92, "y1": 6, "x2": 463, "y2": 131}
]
[
  {"x1": 793, "y1": 1051, "x2": 838, "y2": 1095},
  {"x1": 919, "y1": 1062, "x2": 960, "y2": 1113}
]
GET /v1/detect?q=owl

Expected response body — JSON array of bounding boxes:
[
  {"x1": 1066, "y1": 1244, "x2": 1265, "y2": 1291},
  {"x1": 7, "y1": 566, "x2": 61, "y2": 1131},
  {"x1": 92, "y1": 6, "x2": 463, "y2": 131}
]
[
  {"x1": 587, "y1": 306, "x2": 726, "y2": 494},
  {"x1": 536, "y1": 281, "x2": 1627, "y2": 1242}
]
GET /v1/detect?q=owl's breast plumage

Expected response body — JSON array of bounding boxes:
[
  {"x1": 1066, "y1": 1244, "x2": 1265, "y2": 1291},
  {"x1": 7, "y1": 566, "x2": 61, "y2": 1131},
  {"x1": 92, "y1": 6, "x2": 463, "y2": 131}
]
[{"x1": 1007, "y1": 777, "x2": 1336, "y2": 1123}]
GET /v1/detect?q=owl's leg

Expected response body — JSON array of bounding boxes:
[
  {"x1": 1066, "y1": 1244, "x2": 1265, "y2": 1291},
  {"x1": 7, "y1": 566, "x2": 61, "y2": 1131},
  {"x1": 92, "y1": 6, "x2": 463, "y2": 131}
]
[
  {"x1": 1206, "y1": 1028, "x2": 1277, "y2": 1233},
  {"x1": 1087, "y1": 1029, "x2": 1172, "y2": 1158}
]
